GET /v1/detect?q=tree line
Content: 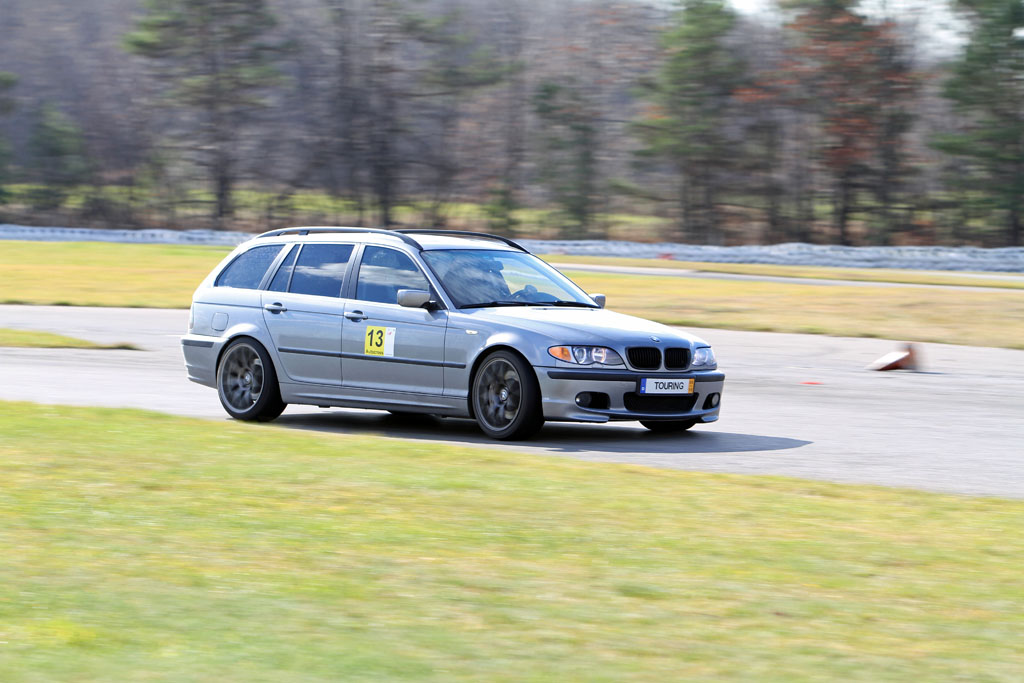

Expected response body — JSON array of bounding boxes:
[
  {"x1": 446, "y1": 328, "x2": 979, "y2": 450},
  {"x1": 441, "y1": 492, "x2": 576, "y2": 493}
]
[{"x1": 0, "y1": 0, "x2": 1022, "y2": 247}]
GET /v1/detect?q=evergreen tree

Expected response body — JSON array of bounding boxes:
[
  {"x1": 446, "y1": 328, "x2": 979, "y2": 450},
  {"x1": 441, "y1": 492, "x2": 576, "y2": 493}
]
[
  {"x1": 486, "y1": 1, "x2": 529, "y2": 238},
  {"x1": 0, "y1": 72, "x2": 16, "y2": 205},
  {"x1": 353, "y1": 1, "x2": 508, "y2": 227},
  {"x1": 124, "y1": 0, "x2": 283, "y2": 224},
  {"x1": 533, "y1": 80, "x2": 600, "y2": 238},
  {"x1": 28, "y1": 104, "x2": 91, "y2": 210},
  {"x1": 407, "y1": 8, "x2": 509, "y2": 226},
  {"x1": 0, "y1": 72, "x2": 15, "y2": 117},
  {"x1": 936, "y1": 0, "x2": 1024, "y2": 246},
  {"x1": 634, "y1": 0, "x2": 744, "y2": 244}
]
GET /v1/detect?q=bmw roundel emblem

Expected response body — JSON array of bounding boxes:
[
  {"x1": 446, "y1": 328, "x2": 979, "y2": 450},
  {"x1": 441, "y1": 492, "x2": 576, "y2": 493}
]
[{"x1": 651, "y1": 336, "x2": 661, "y2": 343}]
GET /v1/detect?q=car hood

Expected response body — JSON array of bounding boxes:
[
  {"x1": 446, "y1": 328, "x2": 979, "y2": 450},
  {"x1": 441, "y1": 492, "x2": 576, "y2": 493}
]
[{"x1": 455, "y1": 306, "x2": 710, "y2": 347}]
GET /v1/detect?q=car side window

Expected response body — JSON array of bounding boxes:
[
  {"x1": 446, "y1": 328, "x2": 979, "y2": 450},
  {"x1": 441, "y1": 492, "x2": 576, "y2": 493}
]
[
  {"x1": 356, "y1": 246, "x2": 430, "y2": 305},
  {"x1": 215, "y1": 245, "x2": 284, "y2": 289},
  {"x1": 267, "y1": 245, "x2": 298, "y2": 292},
  {"x1": 288, "y1": 244, "x2": 354, "y2": 297}
]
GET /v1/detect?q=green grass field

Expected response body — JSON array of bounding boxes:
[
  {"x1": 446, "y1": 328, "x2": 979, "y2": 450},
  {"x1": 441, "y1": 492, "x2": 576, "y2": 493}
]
[
  {"x1": 3, "y1": 240, "x2": 1023, "y2": 348},
  {"x1": 1, "y1": 402, "x2": 1023, "y2": 680},
  {"x1": 0, "y1": 328, "x2": 136, "y2": 350}
]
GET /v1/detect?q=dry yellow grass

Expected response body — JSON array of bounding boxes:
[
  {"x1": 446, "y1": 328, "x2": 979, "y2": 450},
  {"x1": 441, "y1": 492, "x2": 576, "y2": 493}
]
[
  {"x1": 544, "y1": 254, "x2": 1024, "y2": 290},
  {"x1": 2, "y1": 240, "x2": 1022, "y2": 348},
  {"x1": 564, "y1": 270, "x2": 1024, "y2": 349},
  {"x1": 0, "y1": 240, "x2": 228, "y2": 308}
]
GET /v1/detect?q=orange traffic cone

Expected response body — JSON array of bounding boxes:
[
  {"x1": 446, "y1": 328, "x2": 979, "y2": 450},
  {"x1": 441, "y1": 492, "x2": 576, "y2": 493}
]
[{"x1": 867, "y1": 343, "x2": 920, "y2": 372}]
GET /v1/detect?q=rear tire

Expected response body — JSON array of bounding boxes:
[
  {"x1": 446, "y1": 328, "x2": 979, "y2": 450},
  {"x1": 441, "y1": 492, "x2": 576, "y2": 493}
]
[
  {"x1": 640, "y1": 419, "x2": 696, "y2": 433},
  {"x1": 217, "y1": 338, "x2": 286, "y2": 422},
  {"x1": 471, "y1": 350, "x2": 544, "y2": 440}
]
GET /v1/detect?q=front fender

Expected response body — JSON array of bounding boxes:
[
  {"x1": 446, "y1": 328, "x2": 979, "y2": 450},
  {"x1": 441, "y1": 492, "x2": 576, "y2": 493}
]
[{"x1": 442, "y1": 325, "x2": 545, "y2": 407}]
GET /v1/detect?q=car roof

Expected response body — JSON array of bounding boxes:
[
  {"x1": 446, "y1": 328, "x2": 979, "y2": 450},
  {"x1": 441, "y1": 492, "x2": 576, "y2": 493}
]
[
  {"x1": 251, "y1": 227, "x2": 524, "y2": 253},
  {"x1": 413, "y1": 234, "x2": 520, "y2": 251}
]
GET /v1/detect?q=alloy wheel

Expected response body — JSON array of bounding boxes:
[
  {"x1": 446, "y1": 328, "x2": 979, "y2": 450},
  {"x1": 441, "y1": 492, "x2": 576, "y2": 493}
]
[
  {"x1": 219, "y1": 342, "x2": 265, "y2": 412},
  {"x1": 475, "y1": 357, "x2": 522, "y2": 431}
]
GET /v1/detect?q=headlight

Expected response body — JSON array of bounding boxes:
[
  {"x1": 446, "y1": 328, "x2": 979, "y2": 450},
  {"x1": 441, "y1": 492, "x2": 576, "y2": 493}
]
[
  {"x1": 548, "y1": 345, "x2": 624, "y2": 366},
  {"x1": 691, "y1": 346, "x2": 716, "y2": 369}
]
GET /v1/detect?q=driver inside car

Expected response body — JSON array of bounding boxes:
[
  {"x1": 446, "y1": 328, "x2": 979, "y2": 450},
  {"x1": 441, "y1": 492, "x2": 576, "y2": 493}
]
[{"x1": 432, "y1": 253, "x2": 510, "y2": 306}]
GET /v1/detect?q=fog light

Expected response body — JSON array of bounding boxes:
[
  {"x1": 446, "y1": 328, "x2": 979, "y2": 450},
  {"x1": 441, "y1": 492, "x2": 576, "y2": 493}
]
[
  {"x1": 576, "y1": 392, "x2": 610, "y2": 410},
  {"x1": 703, "y1": 392, "x2": 721, "y2": 410}
]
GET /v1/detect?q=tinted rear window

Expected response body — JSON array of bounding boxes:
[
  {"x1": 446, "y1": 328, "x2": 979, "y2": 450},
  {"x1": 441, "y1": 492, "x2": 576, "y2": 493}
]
[
  {"x1": 289, "y1": 244, "x2": 354, "y2": 297},
  {"x1": 215, "y1": 245, "x2": 284, "y2": 289},
  {"x1": 267, "y1": 245, "x2": 298, "y2": 292}
]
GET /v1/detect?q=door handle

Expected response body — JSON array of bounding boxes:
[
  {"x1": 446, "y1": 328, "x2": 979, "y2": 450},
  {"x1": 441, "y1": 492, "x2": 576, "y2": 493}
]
[
  {"x1": 345, "y1": 310, "x2": 367, "y2": 322},
  {"x1": 264, "y1": 302, "x2": 287, "y2": 314}
]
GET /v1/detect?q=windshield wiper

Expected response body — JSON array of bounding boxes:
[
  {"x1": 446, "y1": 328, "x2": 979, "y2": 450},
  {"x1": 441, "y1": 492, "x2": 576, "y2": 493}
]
[
  {"x1": 460, "y1": 299, "x2": 598, "y2": 309},
  {"x1": 548, "y1": 301, "x2": 599, "y2": 308},
  {"x1": 459, "y1": 300, "x2": 545, "y2": 309}
]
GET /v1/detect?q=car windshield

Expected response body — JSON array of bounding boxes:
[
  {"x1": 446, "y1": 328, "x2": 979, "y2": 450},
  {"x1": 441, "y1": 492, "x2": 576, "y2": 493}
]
[{"x1": 421, "y1": 249, "x2": 597, "y2": 309}]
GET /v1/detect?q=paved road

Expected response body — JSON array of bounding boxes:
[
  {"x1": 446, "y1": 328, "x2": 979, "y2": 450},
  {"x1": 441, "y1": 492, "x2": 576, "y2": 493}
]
[{"x1": 2, "y1": 304, "x2": 1023, "y2": 498}]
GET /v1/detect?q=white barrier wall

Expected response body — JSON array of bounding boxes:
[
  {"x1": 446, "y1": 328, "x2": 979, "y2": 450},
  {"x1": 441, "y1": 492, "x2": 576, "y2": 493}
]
[
  {"x1": 3, "y1": 224, "x2": 1023, "y2": 273},
  {"x1": 0, "y1": 225, "x2": 251, "y2": 247},
  {"x1": 524, "y1": 240, "x2": 1024, "y2": 273}
]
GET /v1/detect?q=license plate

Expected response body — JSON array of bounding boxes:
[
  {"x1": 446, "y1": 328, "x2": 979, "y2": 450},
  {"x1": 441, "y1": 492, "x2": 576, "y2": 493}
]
[{"x1": 639, "y1": 378, "x2": 694, "y2": 395}]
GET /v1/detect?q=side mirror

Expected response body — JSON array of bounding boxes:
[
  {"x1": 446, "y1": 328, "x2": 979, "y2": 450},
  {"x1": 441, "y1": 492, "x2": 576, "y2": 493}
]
[
  {"x1": 397, "y1": 289, "x2": 434, "y2": 309},
  {"x1": 590, "y1": 293, "x2": 606, "y2": 308}
]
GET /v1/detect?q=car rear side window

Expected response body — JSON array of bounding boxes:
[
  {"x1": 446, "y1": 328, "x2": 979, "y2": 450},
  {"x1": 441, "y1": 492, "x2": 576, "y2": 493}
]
[
  {"x1": 215, "y1": 245, "x2": 284, "y2": 289},
  {"x1": 267, "y1": 245, "x2": 298, "y2": 292},
  {"x1": 288, "y1": 244, "x2": 354, "y2": 297},
  {"x1": 356, "y1": 246, "x2": 430, "y2": 305}
]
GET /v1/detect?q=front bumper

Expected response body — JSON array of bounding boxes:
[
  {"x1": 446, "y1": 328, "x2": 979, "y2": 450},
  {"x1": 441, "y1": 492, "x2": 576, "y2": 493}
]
[{"x1": 537, "y1": 367, "x2": 724, "y2": 423}]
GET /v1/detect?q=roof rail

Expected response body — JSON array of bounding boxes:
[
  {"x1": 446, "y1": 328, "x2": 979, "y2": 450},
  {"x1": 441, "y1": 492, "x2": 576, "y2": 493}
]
[
  {"x1": 395, "y1": 229, "x2": 529, "y2": 253},
  {"x1": 255, "y1": 226, "x2": 422, "y2": 250}
]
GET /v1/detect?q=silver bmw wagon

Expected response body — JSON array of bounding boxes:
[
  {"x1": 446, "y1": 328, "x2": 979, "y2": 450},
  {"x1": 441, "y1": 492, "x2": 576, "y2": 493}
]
[{"x1": 181, "y1": 228, "x2": 724, "y2": 439}]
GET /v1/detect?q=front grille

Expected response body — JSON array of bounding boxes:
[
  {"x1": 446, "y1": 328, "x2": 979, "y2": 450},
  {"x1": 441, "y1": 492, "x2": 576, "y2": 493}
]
[
  {"x1": 627, "y1": 347, "x2": 661, "y2": 370},
  {"x1": 664, "y1": 348, "x2": 689, "y2": 370},
  {"x1": 624, "y1": 393, "x2": 698, "y2": 414}
]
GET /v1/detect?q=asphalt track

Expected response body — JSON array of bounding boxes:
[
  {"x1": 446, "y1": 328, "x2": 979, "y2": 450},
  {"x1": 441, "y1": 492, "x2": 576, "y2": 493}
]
[{"x1": 2, "y1": 304, "x2": 1023, "y2": 498}]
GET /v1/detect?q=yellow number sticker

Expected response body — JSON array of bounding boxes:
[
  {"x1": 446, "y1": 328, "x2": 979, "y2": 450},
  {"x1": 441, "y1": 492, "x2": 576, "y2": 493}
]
[{"x1": 364, "y1": 326, "x2": 395, "y2": 357}]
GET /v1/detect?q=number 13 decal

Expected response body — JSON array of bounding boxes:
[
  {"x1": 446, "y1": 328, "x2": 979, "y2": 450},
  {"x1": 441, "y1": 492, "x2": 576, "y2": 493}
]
[{"x1": 363, "y1": 326, "x2": 396, "y2": 357}]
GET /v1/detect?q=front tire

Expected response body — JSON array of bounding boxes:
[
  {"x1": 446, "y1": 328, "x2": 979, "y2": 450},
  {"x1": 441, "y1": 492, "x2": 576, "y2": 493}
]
[
  {"x1": 471, "y1": 350, "x2": 543, "y2": 440},
  {"x1": 640, "y1": 419, "x2": 696, "y2": 433},
  {"x1": 217, "y1": 338, "x2": 286, "y2": 422}
]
